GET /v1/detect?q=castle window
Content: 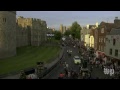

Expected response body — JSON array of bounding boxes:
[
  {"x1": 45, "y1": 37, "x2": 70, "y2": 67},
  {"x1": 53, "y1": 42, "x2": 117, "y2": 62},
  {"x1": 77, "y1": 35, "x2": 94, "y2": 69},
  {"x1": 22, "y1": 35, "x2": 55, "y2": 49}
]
[
  {"x1": 5, "y1": 18, "x2": 6, "y2": 22},
  {"x1": 3, "y1": 18, "x2": 6, "y2": 22}
]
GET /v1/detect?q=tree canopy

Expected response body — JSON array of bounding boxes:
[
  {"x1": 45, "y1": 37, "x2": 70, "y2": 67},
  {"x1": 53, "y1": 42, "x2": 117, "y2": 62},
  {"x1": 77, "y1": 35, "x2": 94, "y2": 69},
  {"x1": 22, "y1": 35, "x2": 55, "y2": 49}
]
[
  {"x1": 64, "y1": 30, "x2": 71, "y2": 37},
  {"x1": 54, "y1": 31, "x2": 62, "y2": 40},
  {"x1": 64, "y1": 21, "x2": 81, "y2": 40},
  {"x1": 70, "y1": 21, "x2": 82, "y2": 39}
]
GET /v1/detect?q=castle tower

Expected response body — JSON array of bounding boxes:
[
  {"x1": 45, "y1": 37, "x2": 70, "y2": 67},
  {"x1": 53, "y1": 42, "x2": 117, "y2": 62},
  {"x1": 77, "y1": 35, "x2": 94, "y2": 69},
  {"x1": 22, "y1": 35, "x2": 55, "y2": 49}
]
[
  {"x1": 60, "y1": 24, "x2": 63, "y2": 34},
  {"x1": 0, "y1": 11, "x2": 16, "y2": 59}
]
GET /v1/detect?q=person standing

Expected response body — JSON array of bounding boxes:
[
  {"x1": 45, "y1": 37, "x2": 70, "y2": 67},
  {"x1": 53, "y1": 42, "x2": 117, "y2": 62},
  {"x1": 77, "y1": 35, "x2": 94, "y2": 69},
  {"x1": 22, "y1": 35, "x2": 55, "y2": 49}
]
[{"x1": 19, "y1": 70, "x2": 26, "y2": 79}]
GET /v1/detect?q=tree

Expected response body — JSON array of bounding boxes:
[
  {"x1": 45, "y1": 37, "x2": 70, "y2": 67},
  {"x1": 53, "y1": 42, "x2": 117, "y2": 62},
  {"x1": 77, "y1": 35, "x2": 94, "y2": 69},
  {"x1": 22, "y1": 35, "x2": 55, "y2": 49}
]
[
  {"x1": 54, "y1": 31, "x2": 62, "y2": 40},
  {"x1": 70, "y1": 21, "x2": 82, "y2": 40},
  {"x1": 64, "y1": 30, "x2": 71, "y2": 36}
]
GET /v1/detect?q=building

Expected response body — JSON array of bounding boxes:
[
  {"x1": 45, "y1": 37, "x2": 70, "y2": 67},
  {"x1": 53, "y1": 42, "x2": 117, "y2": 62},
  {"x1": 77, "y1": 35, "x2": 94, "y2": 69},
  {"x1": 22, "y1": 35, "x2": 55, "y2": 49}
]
[
  {"x1": 60, "y1": 24, "x2": 63, "y2": 34},
  {"x1": 89, "y1": 29, "x2": 95, "y2": 48},
  {"x1": 105, "y1": 28, "x2": 120, "y2": 65},
  {"x1": 63, "y1": 26, "x2": 66, "y2": 34},
  {"x1": 95, "y1": 21, "x2": 115, "y2": 56},
  {"x1": 81, "y1": 27, "x2": 87, "y2": 42},
  {"x1": 0, "y1": 11, "x2": 48, "y2": 59},
  {"x1": 81, "y1": 22, "x2": 98, "y2": 48},
  {"x1": 17, "y1": 16, "x2": 47, "y2": 46},
  {"x1": 59, "y1": 24, "x2": 66, "y2": 34},
  {"x1": 84, "y1": 34, "x2": 90, "y2": 48},
  {"x1": 0, "y1": 11, "x2": 16, "y2": 59}
]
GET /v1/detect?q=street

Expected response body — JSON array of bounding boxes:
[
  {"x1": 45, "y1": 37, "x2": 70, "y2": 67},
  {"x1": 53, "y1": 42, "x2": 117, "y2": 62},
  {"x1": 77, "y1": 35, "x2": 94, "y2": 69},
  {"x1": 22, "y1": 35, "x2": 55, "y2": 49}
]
[
  {"x1": 43, "y1": 45, "x2": 80, "y2": 79},
  {"x1": 43, "y1": 38, "x2": 107, "y2": 79}
]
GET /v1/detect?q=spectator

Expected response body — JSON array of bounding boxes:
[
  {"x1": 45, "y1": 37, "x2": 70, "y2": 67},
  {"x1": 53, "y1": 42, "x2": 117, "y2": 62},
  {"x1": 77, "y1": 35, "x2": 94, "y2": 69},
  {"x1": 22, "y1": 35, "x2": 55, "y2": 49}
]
[
  {"x1": 19, "y1": 70, "x2": 26, "y2": 79},
  {"x1": 58, "y1": 72, "x2": 64, "y2": 79}
]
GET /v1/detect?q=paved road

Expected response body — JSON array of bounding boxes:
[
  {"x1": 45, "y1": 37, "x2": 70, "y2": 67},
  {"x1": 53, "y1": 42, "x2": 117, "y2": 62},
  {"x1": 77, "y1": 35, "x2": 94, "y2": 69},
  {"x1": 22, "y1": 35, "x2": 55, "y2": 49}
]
[
  {"x1": 43, "y1": 38, "x2": 107, "y2": 79},
  {"x1": 43, "y1": 45, "x2": 80, "y2": 79}
]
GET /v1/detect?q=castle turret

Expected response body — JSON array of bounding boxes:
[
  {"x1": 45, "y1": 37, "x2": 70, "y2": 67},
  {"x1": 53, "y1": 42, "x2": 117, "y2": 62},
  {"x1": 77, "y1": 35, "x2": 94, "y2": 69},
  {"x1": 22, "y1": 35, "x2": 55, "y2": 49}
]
[{"x1": 0, "y1": 11, "x2": 16, "y2": 59}]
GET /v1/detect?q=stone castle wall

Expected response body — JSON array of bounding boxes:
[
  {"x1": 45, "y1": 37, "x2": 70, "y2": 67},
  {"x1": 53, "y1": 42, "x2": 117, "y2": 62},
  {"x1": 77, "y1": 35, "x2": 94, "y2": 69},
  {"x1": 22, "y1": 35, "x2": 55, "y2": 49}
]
[
  {"x1": 0, "y1": 11, "x2": 16, "y2": 59},
  {"x1": 0, "y1": 12, "x2": 48, "y2": 59},
  {"x1": 16, "y1": 24, "x2": 29, "y2": 47}
]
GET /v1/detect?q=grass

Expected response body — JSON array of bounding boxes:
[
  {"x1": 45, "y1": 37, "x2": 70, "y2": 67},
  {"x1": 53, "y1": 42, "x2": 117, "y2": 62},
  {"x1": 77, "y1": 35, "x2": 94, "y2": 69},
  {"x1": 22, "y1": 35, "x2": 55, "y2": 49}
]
[{"x1": 0, "y1": 46, "x2": 61, "y2": 75}]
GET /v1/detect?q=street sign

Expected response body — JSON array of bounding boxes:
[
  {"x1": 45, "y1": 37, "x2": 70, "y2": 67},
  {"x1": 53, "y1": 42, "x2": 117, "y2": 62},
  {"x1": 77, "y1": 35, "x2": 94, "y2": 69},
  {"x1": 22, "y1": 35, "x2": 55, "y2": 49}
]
[{"x1": 46, "y1": 34, "x2": 54, "y2": 37}]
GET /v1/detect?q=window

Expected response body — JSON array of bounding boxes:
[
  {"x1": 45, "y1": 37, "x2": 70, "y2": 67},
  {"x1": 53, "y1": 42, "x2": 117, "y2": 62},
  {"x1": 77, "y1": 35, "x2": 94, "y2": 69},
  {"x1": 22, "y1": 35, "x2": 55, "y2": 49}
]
[
  {"x1": 99, "y1": 38, "x2": 101, "y2": 42},
  {"x1": 109, "y1": 49, "x2": 112, "y2": 55},
  {"x1": 115, "y1": 49, "x2": 118, "y2": 57},
  {"x1": 3, "y1": 18, "x2": 6, "y2": 22},
  {"x1": 101, "y1": 28, "x2": 104, "y2": 33},
  {"x1": 113, "y1": 39, "x2": 116, "y2": 45},
  {"x1": 104, "y1": 38, "x2": 105, "y2": 43}
]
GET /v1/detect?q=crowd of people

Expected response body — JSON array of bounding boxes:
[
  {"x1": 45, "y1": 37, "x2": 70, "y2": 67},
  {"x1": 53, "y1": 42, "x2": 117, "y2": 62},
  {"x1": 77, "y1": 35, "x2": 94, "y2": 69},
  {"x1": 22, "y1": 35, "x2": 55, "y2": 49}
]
[
  {"x1": 81, "y1": 45, "x2": 120, "y2": 79},
  {"x1": 58, "y1": 61, "x2": 79, "y2": 79}
]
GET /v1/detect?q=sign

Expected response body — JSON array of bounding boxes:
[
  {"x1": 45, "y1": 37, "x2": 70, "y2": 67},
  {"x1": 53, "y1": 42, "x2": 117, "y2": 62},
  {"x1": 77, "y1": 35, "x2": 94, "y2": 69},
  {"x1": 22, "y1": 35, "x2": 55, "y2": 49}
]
[{"x1": 46, "y1": 34, "x2": 54, "y2": 37}]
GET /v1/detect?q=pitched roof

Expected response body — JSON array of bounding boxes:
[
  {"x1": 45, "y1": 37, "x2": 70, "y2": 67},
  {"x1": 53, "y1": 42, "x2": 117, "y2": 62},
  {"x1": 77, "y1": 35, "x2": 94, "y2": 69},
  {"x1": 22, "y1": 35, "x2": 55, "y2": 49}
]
[{"x1": 108, "y1": 28, "x2": 120, "y2": 35}]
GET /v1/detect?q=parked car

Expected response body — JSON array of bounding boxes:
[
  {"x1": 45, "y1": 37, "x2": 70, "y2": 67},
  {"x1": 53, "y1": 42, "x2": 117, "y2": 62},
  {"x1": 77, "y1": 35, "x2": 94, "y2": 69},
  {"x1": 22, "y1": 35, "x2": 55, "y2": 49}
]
[{"x1": 73, "y1": 56, "x2": 81, "y2": 64}]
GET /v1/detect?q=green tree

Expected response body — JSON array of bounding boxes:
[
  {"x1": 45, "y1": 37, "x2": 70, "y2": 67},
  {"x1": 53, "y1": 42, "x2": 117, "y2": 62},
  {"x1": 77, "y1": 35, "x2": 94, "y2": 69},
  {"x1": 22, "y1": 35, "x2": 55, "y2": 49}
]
[
  {"x1": 54, "y1": 31, "x2": 62, "y2": 40},
  {"x1": 64, "y1": 30, "x2": 71, "y2": 36},
  {"x1": 70, "y1": 21, "x2": 82, "y2": 40}
]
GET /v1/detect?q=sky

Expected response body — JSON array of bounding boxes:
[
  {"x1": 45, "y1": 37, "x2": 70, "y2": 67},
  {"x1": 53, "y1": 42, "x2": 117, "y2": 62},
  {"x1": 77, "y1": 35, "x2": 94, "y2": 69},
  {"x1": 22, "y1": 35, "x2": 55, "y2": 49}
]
[{"x1": 17, "y1": 11, "x2": 120, "y2": 30}]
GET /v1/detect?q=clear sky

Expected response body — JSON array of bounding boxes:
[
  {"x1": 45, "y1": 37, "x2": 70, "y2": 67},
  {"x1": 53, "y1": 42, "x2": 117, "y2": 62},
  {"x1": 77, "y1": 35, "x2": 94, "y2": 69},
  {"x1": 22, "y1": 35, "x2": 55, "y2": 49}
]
[{"x1": 17, "y1": 11, "x2": 120, "y2": 30}]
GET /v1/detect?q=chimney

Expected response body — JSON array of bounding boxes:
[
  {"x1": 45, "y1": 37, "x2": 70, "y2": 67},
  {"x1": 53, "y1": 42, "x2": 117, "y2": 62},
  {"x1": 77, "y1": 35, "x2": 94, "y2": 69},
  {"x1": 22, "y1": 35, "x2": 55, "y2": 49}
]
[{"x1": 115, "y1": 17, "x2": 118, "y2": 20}]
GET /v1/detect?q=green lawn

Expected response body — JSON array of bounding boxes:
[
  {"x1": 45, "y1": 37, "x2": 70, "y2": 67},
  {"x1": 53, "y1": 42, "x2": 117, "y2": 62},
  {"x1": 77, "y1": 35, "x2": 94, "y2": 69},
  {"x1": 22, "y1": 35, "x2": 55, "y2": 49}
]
[{"x1": 0, "y1": 46, "x2": 61, "y2": 75}]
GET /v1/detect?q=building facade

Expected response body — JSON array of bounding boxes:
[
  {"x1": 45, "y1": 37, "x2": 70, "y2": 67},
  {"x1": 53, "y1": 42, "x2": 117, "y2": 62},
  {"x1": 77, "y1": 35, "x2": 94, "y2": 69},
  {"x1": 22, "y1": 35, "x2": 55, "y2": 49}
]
[
  {"x1": 17, "y1": 16, "x2": 47, "y2": 47},
  {"x1": 95, "y1": 21, "x2": 115, "y2": 56},
  {"x1": 0, "y1": 11, "x2": 16, "y2": 59},
  {"x1": 105, "y1": 28, "x2": 120, "y2": 65},
  {"x1": 59, "y1": 24, "x2": 66, "y2": 34}
]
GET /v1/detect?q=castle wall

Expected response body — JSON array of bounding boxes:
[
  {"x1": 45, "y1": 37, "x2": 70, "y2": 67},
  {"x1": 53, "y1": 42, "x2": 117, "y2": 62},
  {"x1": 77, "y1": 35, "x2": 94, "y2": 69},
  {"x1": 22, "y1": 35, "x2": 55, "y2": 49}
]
[
  {"x1": 16, "y1": 17, "x2": 32, "y2": 47},
  {"x1": 0, "y1": 11, "x2": 16, "y2": 59},
  {"x1": 31, "y1": 19, "x2": 47, "y2": 46},
  {"x1": 16, "y1": 24, "x2": 29, "y2": 47},
  {"x1": 0, "y1": 14, "x2": 47, "y2": 59}
]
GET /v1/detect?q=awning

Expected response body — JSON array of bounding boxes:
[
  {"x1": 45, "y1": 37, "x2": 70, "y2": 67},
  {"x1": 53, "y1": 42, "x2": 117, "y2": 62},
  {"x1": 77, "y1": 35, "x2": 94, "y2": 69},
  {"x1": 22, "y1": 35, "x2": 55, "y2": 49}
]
[{"x1": 97, "y1": 51, "x2": 105, "y2": 56}]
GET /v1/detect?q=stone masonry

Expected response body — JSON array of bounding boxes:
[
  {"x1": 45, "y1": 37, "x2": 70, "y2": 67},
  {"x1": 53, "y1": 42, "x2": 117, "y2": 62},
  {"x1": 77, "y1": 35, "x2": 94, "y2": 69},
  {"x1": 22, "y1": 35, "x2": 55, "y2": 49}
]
[{"x1": 0, "y1": 11, "x2": 48, "y2": 59}]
